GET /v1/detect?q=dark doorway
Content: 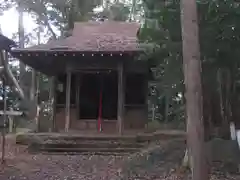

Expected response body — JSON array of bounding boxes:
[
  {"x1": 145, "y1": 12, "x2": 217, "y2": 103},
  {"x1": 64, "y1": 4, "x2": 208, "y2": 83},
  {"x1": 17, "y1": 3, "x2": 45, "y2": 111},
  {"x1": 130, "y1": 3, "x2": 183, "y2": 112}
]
[
  {"x1": 125, "y1": 73, "x2": 146, "y2": 105},
  {"x1": 79, "y1": 71, "x2": 118, "y2": 120}
]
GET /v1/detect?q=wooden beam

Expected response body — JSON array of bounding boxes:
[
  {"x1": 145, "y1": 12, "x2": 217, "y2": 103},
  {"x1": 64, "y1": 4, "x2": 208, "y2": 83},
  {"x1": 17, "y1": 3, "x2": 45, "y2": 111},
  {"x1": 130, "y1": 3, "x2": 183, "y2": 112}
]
[
  {"x1": 72, "y1": 70, "x2": 113, "y2": 74},
  {"x1": 69, "y1": 60, "x2": 118, "y2": 71},
  {"x1": 117, "y1": 62, "x2": 124, "y2": 135},
  {"x1": 65, "y1": 71, "x2": 71, "y2": 132}
]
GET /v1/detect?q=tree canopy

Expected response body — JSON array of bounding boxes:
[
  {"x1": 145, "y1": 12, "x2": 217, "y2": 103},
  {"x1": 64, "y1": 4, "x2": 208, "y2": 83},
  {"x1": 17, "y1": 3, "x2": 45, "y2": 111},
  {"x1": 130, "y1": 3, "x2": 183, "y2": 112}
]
[
  {"x1": 1, "y1": 0, "x2": 240, "y2": 136},
  {"x1": 140, "y1": 0, "x2": 240, "y2": 137}
]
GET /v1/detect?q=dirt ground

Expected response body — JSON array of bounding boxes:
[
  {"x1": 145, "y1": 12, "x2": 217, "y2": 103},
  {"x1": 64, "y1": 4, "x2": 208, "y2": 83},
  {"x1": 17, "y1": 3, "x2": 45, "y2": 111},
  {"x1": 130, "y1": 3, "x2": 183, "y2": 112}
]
[
  {"x1": 0, "y1": 135, "x2": 239, "y2": 180},
  {"x1": 0, "y1": 136, "x2": 123, "y2": 180}
]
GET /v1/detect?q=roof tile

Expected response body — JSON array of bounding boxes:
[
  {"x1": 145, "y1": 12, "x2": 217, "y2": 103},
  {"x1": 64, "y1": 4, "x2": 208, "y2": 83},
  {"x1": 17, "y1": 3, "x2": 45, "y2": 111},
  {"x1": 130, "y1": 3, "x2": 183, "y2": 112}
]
[{"x1": 17, "y1": 21, "x2": 141, "y2": 52}]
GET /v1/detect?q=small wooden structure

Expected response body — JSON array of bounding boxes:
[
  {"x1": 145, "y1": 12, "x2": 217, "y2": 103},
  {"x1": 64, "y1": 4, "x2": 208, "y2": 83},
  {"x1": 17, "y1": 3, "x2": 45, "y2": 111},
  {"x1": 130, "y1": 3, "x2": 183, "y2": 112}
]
[{"x1": 10, "y1": 21, "x2": 148, "y2": 134}]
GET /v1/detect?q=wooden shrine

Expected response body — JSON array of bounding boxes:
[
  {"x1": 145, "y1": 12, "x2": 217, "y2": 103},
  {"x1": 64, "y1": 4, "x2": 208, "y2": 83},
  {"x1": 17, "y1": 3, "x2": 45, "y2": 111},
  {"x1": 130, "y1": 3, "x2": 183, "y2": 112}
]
[{"x1": 10, "y1": 21, "x2": 149, "y2": 134}]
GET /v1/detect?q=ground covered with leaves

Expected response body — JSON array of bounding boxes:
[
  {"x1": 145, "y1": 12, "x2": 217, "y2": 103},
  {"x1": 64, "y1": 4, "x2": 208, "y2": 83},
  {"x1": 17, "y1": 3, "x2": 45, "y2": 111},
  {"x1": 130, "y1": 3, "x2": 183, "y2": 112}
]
[{"x1": 0, "y1": 136, "x2": 239, "y2": 180}]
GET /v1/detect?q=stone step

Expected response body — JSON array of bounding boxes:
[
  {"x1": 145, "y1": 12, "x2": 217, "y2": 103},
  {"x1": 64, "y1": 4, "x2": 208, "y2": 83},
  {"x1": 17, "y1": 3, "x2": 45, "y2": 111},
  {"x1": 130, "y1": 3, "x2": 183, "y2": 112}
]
[
  {"x1": 16, "y1": 131, "x2": 186, "y2": 145},
  {"x1": 44, "y1": 139, "x2": 142, "y2": 145},
  {"x1": 46, "y1": 135, "x2": 137, "y2": 142},
  {"x1": 30, "y1": 147, "x2": 140, "y2": 153},
  {"x1": 38, "y1": 151, "x2": 131, "y2": 156},
  {"x1": 16, "y1": 133, "x2": 138, "y2": 145},
  {"x1": 38, "y1": 142, "x2": 145, "y2": 149}
]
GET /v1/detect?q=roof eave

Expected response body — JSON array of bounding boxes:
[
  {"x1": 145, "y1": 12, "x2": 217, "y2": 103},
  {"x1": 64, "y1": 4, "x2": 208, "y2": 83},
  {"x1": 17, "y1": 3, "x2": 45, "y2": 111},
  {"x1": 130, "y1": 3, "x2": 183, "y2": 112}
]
[{"x1": 11, "y1": 48, "x2": 143, "y2": 54}]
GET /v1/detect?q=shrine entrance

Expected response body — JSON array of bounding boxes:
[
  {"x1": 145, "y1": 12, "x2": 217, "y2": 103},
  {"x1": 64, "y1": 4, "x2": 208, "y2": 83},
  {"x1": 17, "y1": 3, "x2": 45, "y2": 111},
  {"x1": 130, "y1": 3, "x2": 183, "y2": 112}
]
[{"x1": 79, "y1": 71, "x2": 118, "y2": 121}]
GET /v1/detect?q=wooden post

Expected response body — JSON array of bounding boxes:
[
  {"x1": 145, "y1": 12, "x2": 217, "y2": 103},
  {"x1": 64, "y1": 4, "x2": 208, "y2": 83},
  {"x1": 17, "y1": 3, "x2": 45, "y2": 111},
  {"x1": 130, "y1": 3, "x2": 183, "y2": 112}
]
[
  {"x1": 117, "y1": 62, "x2": 124, "y2": 135},
  {"x1": 165, "y1": 93, "x2": 169, "y2": 123},
  {"x1": 50, "y1": 77, "x2": 57, "y2": 132},
  {"x1": 1, "y1": 78, "x2": 6, "y2": 164},
  {"x1": 65, "y1": 71, "x2": 71, "y2": 132},
  {"x1": 30, "y1": 70, "x2": 36, "y2": 102},
  {"x1": 181, "y1": 0, "x2": 208, "y2": 179},
  {"x1": 152, "y1": 104, "x2": 155, "y2": 122},
  {"x1": 76, "y1": 73, "x2": 80, "y2": 119},
  {"x1": 9, "y1": 108, "x2": 13, "y2": 133},
  {"x1": 48, "y1": 77, "x2": 54, "y2": 132},
  {"x1": 9, "y1": 117, "x2": 13, "y2": 133}
]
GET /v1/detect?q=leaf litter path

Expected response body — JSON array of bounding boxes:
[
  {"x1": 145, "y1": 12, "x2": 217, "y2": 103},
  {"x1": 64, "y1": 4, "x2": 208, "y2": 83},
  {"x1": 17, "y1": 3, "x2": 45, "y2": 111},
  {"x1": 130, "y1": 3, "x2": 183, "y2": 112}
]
[
  {"x1": 0, "y1": 135, "x2": 123, "y2": 180},
  {"x1": 120, "y1": 139, "x2": 240, "y2": 180},
  {"x1": 0, "y1": 135, "x2": 240, "y2": 180},
  {"x1": 1, "y1": 155, "x2": 125, "y2": 180}
]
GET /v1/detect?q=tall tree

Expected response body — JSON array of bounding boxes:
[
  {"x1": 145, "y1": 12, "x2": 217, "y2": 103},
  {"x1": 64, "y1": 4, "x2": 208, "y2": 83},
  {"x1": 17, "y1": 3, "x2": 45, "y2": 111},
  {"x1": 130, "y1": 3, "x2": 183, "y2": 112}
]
[
  {"x1": 130, "y1": 0, "x2": 136, "y2": 21},
  {"x1": 140, "y1": 0, "x2": 240, "y2": 139},
  {"x1": 18, "y1": 1, "x2": 26, "y2": 93},
  {"x1": 180, "y1": 0, "x2": 208, "y2": 180}
]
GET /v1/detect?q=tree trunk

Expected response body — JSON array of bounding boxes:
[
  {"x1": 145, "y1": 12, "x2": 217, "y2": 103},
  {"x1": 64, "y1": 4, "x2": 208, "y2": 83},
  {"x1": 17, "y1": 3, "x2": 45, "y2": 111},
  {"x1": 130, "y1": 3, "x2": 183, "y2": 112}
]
[
  {"x1": 202, "y1": 76, "x2": 214, "y2": 141},
  {"x1": 18, "y1": 2, "x2": 25, "y2": 82},
  {"x1": 30, "y1": 23, "x2": 41, "y2": 103},
  {"x1": 215, "y1": 69, "x2": 231, "y2": 138},
  {"x1": 180, "y1": 0, "x2": 209, "y2": 180},
  {"x1": 0, "y1": 51, "x2": 24, "y2": 99},
  {"x1": 130, "y1": 0, "x2": 136, "y2": 21}
]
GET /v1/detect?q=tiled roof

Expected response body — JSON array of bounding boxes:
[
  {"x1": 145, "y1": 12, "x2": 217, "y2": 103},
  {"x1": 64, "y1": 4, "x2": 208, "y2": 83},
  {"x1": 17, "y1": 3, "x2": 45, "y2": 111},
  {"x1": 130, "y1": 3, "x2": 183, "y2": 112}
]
[{"x1": 15, "y1": 21, "x2": 141, "y2": 52}]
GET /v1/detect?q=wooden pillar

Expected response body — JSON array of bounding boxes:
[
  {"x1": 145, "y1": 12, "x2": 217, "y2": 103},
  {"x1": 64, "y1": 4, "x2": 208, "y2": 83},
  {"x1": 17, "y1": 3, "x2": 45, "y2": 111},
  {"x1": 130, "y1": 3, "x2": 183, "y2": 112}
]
[
  {"x1": 8, "y1": 108, "x2": 14, "y2": 133},
  {"x1": 76, "y1": 73, "x2": 80, "y2": 119},
  {"x1": 165, "y1": 93, "x2": 169, "y2": 123},
  {"x1": 48, "y1": 77, "x2": 56, "y2": 132},
  {"x1": 65, "y1": 71, "x2": 71, "y2": 132},
  {"x1": 51, "y1": 77, "x2": 57, "y2": 132},
  {"x1": 1, "y1": 77, "x2": 6, "y2": 163},
  {"x1": 117, "y1": 62, "x2": 124, "y2": 135}
]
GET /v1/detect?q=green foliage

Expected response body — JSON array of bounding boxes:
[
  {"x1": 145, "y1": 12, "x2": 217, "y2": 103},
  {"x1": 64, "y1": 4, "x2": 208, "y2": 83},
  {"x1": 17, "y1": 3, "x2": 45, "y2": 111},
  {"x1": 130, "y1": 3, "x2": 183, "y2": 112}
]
[
  {"x1": 140, "y1": 0, "x2": 183, "y2": 91},
  {"x1": 142, "y1": 0, "x2": 240, "y2": 127},
  {"x1": 9, "y1": 0, "x2": 103, "y2": 37},
  {"x1": 141, "y1": 0, "x2": 183, "y2": 123},
  {"x1": 94, "y1": 0, "x2": 143, "y2": 22},
  {"x1": 0, "y1": 0, "x2": 12, "y2": 15},
  {"x1": 199, "y1": 0, "x2": 240, "y2": 68},
  {"x1": 104, "y1": 2, "x2": 130, "y2": 21}
]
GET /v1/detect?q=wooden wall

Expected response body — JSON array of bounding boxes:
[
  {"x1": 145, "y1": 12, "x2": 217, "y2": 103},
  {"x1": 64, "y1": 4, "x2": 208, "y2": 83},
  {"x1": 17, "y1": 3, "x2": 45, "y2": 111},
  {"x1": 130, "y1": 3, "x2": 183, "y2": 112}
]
[
  {"x1": 55, "y1": 107, "x2": 147, "y2": 132},
  {"x1": 54, "y1": 55, "x2": 149, "y2": 133}
]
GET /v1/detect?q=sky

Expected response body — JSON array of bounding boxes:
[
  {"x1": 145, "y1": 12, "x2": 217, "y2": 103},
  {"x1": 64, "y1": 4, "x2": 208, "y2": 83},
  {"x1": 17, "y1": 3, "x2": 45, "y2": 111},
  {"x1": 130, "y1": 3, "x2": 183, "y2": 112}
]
[
  {"x1": 0, "y1": 8, "x2": 37, "y2": 67},
  {"x1": 0, "y1": 6, "x2": 103, "y2": 41},
  {"x1": 0, "y1": 7, "x2": 37, "y2": 39}
]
